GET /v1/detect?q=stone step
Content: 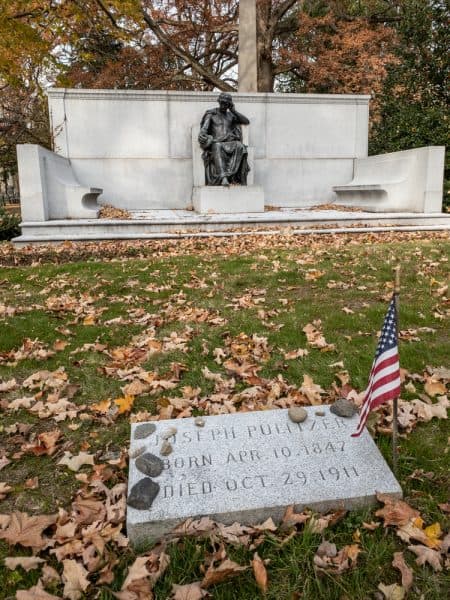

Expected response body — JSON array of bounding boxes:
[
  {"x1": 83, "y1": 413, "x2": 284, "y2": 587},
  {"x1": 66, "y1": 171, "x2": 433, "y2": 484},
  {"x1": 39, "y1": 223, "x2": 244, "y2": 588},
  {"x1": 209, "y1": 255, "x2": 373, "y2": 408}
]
[{"x1": 13, "y1": 209, "x2": 450, "y2": 245}]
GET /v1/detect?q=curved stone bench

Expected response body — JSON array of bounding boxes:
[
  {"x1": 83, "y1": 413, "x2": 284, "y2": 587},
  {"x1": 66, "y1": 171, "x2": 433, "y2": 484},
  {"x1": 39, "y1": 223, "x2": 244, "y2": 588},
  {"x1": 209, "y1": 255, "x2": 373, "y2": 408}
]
[
  {"x1": 17, "y1": 144, "x2": 102, "y2": 221},
  {"x1": 333, "y1": 146, "x2": 445, "y2": 213}
]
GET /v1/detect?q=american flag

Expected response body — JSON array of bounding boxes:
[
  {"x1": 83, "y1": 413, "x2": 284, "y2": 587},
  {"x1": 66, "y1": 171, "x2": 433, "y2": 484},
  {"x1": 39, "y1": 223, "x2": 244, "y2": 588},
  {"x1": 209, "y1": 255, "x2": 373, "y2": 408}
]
[{"x1": 352, "y1": 296, "x2": 401, "y2": 437}]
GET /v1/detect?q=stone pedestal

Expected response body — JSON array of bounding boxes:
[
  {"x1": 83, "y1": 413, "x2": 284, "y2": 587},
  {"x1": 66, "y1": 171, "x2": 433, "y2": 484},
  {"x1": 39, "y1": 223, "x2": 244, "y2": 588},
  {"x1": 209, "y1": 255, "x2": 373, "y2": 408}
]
[{"x1": 193, "y1": 185, "x2": 265, "y2": 214}]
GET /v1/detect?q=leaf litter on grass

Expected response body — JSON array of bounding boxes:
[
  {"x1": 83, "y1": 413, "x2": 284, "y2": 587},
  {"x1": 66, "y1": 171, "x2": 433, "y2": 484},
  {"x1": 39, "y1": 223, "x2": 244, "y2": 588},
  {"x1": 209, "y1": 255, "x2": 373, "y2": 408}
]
[{"x1": 0, "y1": 232, "x2": 448, "y2": 598}]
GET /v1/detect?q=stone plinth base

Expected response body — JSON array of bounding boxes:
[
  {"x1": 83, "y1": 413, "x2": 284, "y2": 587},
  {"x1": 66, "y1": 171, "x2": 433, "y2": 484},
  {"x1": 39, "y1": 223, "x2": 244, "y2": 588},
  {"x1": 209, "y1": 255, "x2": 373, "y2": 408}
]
[{"x1": 193, "y1": 185, "x2": 264, "y2": 214}]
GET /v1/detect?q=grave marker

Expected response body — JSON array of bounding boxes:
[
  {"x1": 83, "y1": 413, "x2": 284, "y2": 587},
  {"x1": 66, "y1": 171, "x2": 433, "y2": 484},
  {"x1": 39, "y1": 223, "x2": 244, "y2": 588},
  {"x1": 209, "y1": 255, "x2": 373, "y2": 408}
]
[{"x1": 127, "y1": 406, "x2": 401, "y2": 545}]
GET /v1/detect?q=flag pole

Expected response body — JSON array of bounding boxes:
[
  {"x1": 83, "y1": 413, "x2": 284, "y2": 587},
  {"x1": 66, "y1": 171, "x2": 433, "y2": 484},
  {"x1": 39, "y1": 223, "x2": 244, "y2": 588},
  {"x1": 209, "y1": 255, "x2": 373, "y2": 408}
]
[{"x1": 392, "y1": 265, "x2": 401, "y2": 475}]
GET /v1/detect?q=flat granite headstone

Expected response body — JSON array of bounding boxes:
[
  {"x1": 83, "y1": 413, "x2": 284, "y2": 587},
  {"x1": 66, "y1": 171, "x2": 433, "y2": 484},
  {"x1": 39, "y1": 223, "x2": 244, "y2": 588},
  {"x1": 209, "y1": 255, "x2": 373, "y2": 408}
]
[{"x1": 127, "y1": 406, "x2": 401, "y2": 545}]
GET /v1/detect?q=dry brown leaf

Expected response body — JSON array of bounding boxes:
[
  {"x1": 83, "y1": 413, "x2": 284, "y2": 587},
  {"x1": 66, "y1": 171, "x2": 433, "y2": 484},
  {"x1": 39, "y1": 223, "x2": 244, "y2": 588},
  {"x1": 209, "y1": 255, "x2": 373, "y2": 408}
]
[
  {"x1": 376, "y1": 493, "x2": 420, "y2": 527},
  {"x1": 58, "y1": 451, "x2": 95, "y2": 472},
  {"x1": 407, "y1": 544, "x2": 442, "y2": 571},
  {"x1": 314, "y1": 543, "x2": 360, "y2": 574},
  {"x1": 171, "y1": 582, "x2": 209, "y2": 599},
  {"x1": 41, "y1": 564, "x2": 61, "y2": 585},
  {"x1": 378, "y1": 582, "x2": 406, "y2": 600},
  {"x1": 252, "y1": 552, "x2": 268, "y2": 594},
  {"x1": 281, "y1": 505, "x2": 310, "y2": 529},
  {"x1": 4, "y1": 556, "x2": 46, "y2": 571},
  {"x1": 174, "y1": 517, "x2": 216, "y2": 537},
  {"x1": 392, "y1": 552, "x2": 413, "y2": 591},
  {"x1": 299, "y1": 374, "x2": 325, "y2": 404},
  {"x1": 0, "y1": 456, "x2": 11, "y2": 471},
  {"x1": 396, "y1": 520, "x2": 430, "y2": 546},
  {"x1": 362, "y1": 521, "x2": 380, "y2": 531},
  {"x1": 411, "y1": 396, "x2": 449, "y2": 422},
  {"x1": 25, "y1": 430, "x2": 61, "y2": 456},
  {"x1": 0, "y1": 512, "x2": 57, "y2": 549},
  {"x1": 424, "y1": 379, "x2": 447, "y2": 397},
  {"x1": 62, "y1": 559, "x2": 90, "y2": 600},
  {"x1": 201, "y1": 558, "x2": 248, "y2": 588},
  {"x1": 254, "y1": 518, "x2": 277, "y2": 532},
  {"x1": 0, "y1": 482, "x2": 12, "y2": 499},
  {"x1": 284, "y1": 348, "x2": 308, "y2": 360},
  {"x1": 16, "y1": 581, "x2": 62, "y2": 600}
]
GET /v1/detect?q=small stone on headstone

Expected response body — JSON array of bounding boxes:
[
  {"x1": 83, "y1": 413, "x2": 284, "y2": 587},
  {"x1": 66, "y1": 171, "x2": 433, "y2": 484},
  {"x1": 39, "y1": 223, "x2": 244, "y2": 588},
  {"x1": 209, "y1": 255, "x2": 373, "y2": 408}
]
[
  {"x1": 127, "y1": 478, "x2": 160, "y2": 510},
  {"x1": 135, "y1": 453, "x2": 164, "y2": 477},
  {"x1": 134, "y1": 423, "x2": 156, "y2": 439},
  {"x1": 288, "y1": 407, "x2": 307, "y2": 423},
  {"x1": 129, "y1": 446, "x2": 145, "y2": 460},
  {"x1": 330, "y1": 398, "x2": 358, "y2": 418},
  {"x1": 315, "y1": 410, "x2": 326, "y2": 416},
  {"x1": 161, "y1": 427, "x2": 177, "y2": 440},
  {"x1": 195, "y1": 416, "x2": 206, "y2": 427},
  {"x1": 160, "y1": 441, "x2": 173, "y2": 456}
]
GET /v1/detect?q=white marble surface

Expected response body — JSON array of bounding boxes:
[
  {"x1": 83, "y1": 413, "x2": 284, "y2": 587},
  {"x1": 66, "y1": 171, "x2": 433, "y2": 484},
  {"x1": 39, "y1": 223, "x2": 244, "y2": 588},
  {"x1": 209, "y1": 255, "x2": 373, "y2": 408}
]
[
  {"x1": 192, "y1": 185, "x2": 264, "y2": 213},
  {"x1": 334, "y1": 146, "x2": 446, "y2": 213},
  {"x1": 47, "y1": 88, "x2": 370, "y2": 209},
  {"x1": 126, "y1": 406, "x2": 401, "y2": 544}
]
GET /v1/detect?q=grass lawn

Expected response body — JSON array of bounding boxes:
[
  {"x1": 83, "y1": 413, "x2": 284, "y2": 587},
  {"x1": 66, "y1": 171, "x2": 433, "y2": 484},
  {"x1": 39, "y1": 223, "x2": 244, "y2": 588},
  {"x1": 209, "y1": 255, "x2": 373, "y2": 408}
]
[{"x1": 0, "y1": 231, "x2": 449, "y2": 599}]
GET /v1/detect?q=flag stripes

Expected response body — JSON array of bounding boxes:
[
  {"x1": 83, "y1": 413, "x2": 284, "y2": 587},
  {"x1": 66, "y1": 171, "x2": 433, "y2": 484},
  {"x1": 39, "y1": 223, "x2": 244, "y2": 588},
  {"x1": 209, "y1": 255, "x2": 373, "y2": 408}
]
[{"x1": 352, "y1": 297, "x2": 400, "y2": 437}]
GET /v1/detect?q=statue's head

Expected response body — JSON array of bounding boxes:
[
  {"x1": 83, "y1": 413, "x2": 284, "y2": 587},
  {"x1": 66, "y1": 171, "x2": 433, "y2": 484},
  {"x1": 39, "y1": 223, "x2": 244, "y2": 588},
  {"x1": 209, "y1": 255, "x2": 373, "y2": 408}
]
[{"x1": 217, "y1": 92, "x2": 232, "y2": 110}]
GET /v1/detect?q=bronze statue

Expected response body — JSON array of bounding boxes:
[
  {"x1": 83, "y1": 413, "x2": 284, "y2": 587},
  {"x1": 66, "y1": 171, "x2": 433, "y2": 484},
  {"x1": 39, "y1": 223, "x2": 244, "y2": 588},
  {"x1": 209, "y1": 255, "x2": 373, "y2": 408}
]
[{"x1": 198, "y1": 93, "x2": 250, "y2": 186}]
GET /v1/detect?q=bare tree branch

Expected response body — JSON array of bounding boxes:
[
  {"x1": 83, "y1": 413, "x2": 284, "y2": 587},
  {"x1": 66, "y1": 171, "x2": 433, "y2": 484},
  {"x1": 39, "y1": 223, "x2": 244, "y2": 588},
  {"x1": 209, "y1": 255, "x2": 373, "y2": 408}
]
[{"x1": 141, "y1": 9, "x2": 235, "y2": 91}]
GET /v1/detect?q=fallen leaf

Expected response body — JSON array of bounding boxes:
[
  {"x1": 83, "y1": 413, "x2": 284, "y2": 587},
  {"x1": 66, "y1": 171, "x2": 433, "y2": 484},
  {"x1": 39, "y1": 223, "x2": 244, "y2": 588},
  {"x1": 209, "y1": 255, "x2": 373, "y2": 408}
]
[
  {"x1": 90, "y1": 399, "x2": 111, "y2": 413},
  {"x1": 299, "y1": 374, "x2": 325, "y2": 404},
  {"x1": 281, "y1": 506, "x2": 310, "y2": 529},
  {"x1": 252, "y1": 552, "x2": 268, "y2": 594},
  {"x1": 114, "y1": 395, "x2": 135, "y2": 414},
  {"x1": 362, "y1": 521, "x2": 380, "y2": 531},
  {"x1": 62, "y1": 559, "x2": 90, "y2": 600},
  {"x1": 4, "y1": 556, "x2": 46, "y2": 571},
  {"x1": 284, "y1": 348, "x2": 308, "y2": 360},
  {"x1": 0, "y1": 512, "x2": 57, "y2": 549},
  {"x1": 0, "y1": 482, "x2": 12, "y2": 499},
  {"x1": 378, "y1": 582, "x2": 406, "y2": 600},
  {"x1": 407, "y1": 544, "x2": 442, "y2": 571},
  {"x1": 201, "y1": 559, "x2": 247, "y2": 588},
  {"x1": 0, "y1": 456, "x2": 11, "y2": 470},
  {"x1": 171, "y1": 582, "x2": 209, "y2": 599},
  {"x1": 16, "y1": 581, "x2": 62, "y2": 600},
  {"x1": 392, "y1": 552, "x2": 413, "y2": 591},
  {"x1": 424, "y1": 522, "x2": 442, "y2": 548},
  {"x1": 58, "y1": 451, "x2": 95, "y2": 472},
  {"x1": 424, "y1": 379, "x2": 446, "y2": 397},
  {"x1": 376, "y1": 493, "x2": 420, "y2": 526}
]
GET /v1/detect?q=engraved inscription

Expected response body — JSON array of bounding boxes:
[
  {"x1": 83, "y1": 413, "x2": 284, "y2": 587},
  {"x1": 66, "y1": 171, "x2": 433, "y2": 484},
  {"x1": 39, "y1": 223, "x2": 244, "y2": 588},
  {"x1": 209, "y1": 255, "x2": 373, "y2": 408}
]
[{"x1": 146, "y1": 417, "x2": 348, "y2": 447}]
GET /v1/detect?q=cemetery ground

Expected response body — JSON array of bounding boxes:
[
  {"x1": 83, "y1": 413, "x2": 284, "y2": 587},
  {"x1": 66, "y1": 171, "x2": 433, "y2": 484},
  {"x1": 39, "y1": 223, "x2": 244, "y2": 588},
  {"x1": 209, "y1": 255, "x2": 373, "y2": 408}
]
[{"x1": 0, "y1": 231, "x2": 448, "y2": 600}]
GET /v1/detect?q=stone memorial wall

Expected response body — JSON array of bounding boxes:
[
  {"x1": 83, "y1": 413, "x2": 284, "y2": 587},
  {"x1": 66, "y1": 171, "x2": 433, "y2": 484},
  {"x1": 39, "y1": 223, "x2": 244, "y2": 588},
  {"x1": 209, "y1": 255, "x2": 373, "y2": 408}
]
[{"x1": 47, "y1": 89, "x2": 370, "y2": 210}]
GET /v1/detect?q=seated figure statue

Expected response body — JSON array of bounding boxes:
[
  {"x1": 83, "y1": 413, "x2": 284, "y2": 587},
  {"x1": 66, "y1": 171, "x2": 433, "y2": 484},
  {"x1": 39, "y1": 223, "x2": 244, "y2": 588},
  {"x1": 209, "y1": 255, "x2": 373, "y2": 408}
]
[{"x1": 198, "y1": 92, "x2": 250, "y2": 186}]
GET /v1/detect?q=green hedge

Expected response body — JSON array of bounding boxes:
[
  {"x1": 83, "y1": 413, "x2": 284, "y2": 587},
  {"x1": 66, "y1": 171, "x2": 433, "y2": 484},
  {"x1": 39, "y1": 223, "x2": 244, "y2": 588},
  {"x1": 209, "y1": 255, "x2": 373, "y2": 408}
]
[{"x1": 0, "y1": 206, "x2": 21, "y2": 241}]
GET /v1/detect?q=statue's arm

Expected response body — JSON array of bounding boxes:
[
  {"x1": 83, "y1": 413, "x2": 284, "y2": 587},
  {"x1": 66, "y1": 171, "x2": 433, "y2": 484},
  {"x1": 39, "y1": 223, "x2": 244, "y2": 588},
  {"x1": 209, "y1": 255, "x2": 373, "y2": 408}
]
[
  {"x1": 230, "y1": 104, "x2": 250, "y2": 125},
  {"x1": 199, "y1": 112, "x2": 213, "y2": 147}
]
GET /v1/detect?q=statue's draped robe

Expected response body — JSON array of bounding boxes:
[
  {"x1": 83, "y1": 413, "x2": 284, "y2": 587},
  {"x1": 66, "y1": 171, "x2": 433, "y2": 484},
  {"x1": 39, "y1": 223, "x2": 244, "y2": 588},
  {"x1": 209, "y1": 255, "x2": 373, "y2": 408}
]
[{"x1": 199, "y1": 109, "x2": 249, "y2": 185}]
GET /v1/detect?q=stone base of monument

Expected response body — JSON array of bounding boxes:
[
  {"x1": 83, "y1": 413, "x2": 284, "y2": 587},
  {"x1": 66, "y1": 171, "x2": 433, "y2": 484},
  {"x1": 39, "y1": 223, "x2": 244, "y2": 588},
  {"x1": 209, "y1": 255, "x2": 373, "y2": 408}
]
[
  {"x1": 126, "y1": 406, "x2": 401, "y2": 546},
  {"x1": 192, "y1": 185, "x2": 264, "y2": 214}
]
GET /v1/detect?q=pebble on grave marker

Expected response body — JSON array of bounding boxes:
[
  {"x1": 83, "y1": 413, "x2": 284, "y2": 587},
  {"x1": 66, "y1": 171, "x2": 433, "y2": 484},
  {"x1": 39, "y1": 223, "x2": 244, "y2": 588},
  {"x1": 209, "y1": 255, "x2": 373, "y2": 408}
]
[
  {"x1": 330, "y1": 398, "x2": 358, "y2": 418},
  {"x1": 161, "y1": 427, "x2": 177, "y2": 440},
  {"x1": 160, "y1": 440, "x2": 173, "y2": 456},
  {"x1": 288, "y1": 406, "x2": 307, "y2": 423},
  {"x1": 127, "y1": 478, "x2": 160, "y2": 510},
  {"x1": 135, "y1": 453, "x2": 164, "y2": 478},
  {"x1": 134, "y1": 423, "x2": 156, "y2": 439}
]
